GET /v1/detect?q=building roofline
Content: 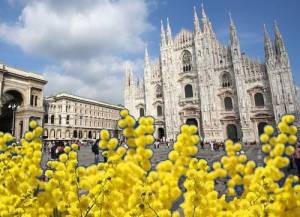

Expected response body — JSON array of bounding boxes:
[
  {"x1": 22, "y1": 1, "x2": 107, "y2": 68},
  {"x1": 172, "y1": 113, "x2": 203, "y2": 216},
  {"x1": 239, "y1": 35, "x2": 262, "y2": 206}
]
[
  {"x1": 46, "y1": 93, "x2": 124, "y2": 110},
  {"x1": 0, "y1": 63, "x2": 47, "y2": 84}
]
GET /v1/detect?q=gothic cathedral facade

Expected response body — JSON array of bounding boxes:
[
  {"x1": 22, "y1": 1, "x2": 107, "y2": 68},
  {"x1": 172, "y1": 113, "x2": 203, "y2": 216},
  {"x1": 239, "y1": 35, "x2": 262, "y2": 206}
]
[{"x1": 124, "y1": 5, "x2": 299, "y2": 143}]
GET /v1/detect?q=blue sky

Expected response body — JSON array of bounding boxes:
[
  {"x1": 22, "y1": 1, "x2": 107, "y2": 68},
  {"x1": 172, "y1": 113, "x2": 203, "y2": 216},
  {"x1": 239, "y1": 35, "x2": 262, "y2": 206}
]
[{"x1": 0, "y1": 0, "x2": 299, "y2": 104}]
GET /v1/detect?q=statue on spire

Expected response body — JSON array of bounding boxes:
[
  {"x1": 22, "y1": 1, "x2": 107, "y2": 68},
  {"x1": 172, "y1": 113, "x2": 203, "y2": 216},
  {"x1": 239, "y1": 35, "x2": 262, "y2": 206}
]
[
  {"x1": 193, "y1": 6, "x2": 200, "y2": 33},
  {"x1": 201, "y1": 3, "x2": 207, "y2": 19},
  {"x1": 229, "y1": 12, "x2": 239, "y2": 47},
  {"x1": 263, "y1": 24, "x2": 274, "y2": 61},
  {"x1": 160, "y1": 20, "x2": 166, "y2": 47},
  {"x1": 166, "y1": 17, "x2": 172, "y2": 44},
  {"x1": 273, "y1": 20, "x2": 286, "y2": 58},
  {"x1": 144, "y1": 45, "x2": 149, "y2": 66},
  {"x1": 229, "y1": 12, "x2": 235, "y2": 28}
]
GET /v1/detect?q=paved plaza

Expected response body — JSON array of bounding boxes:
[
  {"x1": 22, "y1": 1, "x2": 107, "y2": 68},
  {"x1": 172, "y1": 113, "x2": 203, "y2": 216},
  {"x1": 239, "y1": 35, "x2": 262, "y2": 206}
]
[{"x1": 42, "y1": 143, "x2": 298, "y2": 173}]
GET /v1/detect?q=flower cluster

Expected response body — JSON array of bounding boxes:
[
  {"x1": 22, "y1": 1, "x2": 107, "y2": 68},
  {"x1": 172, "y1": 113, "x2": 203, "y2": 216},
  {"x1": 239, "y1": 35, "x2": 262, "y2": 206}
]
[{"x1": 0, "y1": 111, "x2": 299, "y2": 217}]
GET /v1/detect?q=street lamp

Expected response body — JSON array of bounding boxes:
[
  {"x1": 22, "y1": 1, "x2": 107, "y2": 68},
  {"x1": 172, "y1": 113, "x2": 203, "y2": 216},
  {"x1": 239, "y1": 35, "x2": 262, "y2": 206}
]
[{"x1": 8, "y1": 103, "x2": 18, "y2": 136}]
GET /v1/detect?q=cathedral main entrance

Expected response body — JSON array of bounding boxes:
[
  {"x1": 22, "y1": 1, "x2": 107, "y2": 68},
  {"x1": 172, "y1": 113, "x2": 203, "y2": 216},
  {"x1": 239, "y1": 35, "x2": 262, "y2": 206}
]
[
  {"x1": 186, "y1": 118, "x2": 198, "y2": 126},
  {"x1": 258, "y1": 122, "x2": 267, "y2": 136},
  {"x1": 158, "y1": 128, "x2": 165, "y2": 139},
  {"x1": 186, "y1": 118, "x2": 199, "y2": 134},
  {"x1": 226, "y1": 124, "x2": 238, "y2": 142}
]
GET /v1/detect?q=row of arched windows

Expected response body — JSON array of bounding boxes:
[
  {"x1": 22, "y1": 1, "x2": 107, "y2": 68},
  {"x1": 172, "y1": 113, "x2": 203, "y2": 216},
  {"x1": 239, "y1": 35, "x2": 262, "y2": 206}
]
[
  {"x1": 46, "y1": 115, "x2": 70, "y2": 125},
  {"x1": 139, "y1": 106, "x2": 163, "y2": 117},
  {"x1": 223, "y1": 93, "x2": 265, "y2": 111},
  {"x1": 45, "y1": 129, "x2": 101, "y2": 139},
  {"x1": 156, "y1": 83, "x2": 194, "y2": 100}
]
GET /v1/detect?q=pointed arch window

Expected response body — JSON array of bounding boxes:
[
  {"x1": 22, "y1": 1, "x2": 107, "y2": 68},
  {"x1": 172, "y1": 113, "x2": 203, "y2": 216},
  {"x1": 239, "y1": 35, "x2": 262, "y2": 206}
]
[
  {"x1": 224, "y1": 97, "x2": 233, "y2": 110},
  {"x1": 157, "y1": 106, "x2": 163, "y2": 117},
  {"x1": 182, "y1": 50, "x2": 192, "y2": 72},
  {"x1": 221, "y1": 73, "x2": 232, "y2": 88},
  {"x1": 184, "y1": 84, "x2": 193, "y2": 98},
  {"x1": 139, "y1": 108, "x2": 145, "y2": 117},
  {"x1": 254, "y1": 93, "x2": 264, "y2": 107},
  {"x1": 156, "y1": 85, "x2": 162, "y2": 98}
]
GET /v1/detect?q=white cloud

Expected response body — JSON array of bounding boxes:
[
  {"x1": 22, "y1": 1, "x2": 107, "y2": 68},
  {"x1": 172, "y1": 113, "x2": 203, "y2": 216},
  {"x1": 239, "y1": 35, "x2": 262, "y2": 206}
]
[
  {"x1": 43, "y1": 56, "x2": 144, "y2": 104},
  {"x1": 0, "y1": 0, "x2": 154, "y2": 104}
]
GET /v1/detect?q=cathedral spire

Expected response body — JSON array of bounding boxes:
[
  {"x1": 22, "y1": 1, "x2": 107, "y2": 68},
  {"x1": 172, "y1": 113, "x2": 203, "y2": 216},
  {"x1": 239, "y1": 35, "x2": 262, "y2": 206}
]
[
  {"x1": 228, "y1": 13, "x2": 241, "y2": 60},
  {"x1": 229, "y1": 12, "x2": 235, "y2": 28},
  {"x1": 201, "y1": 3, "x2": 209, "y2": 34},
  {"x1": 125, "y1": 63, "x2": 134, "y2": 87},
  {"x1": 160, "y1": 20, "x2": 166, "y2": 47},
  {"x1": 273, "y1": 20, "x2": 286, "y2": 58},
  {"x1": 166, "y1": 17, "x2": 172, "y2": 44},
  {"x1": 193, "y1": 6, "x2": 200, "y2": 33},
  {"x1": 263, "y1": 24, "x2": 274, "y2": 61},
  {"x1": 201, "y1": 3, "x2": 207, "y2": 19},
  {"x1": 229, "y1": 13, "x2": 239, "y2": 46},
  {"x1": 144, "y1": 45, "x2": 149, "y2": 66}
]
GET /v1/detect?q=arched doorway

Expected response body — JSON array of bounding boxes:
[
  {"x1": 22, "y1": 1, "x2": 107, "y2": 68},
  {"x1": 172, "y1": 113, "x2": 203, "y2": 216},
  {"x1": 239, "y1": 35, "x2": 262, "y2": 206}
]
[
  {"x1": 258, "y1": 122, "x2": 267, "y2": 136},
  {"x1": 88, "y1": 131, "x2": 92, "y2": 139},
  {"x1": 158, "y1": 128, "x2": 165, "y2": 139},
  {"x1": 186, "y1": 118, "x2": 198, "y2": 126},
  {"x1": 0, "y1": 90, "x2": 23, "y2": 134},
  {"x1": 186, "y1": 118, "x2": 199, "y2": 134},
  {"x1": 226, "y1": 124, "x2": 238, "y2": 142}
]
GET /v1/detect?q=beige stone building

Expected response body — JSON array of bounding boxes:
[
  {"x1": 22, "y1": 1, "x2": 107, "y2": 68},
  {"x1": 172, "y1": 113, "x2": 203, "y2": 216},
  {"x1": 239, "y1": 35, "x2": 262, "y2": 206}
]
[
  {"x1": 0, "y1": 64, "x2": 47, "y2": 139},
  {"x1": 44, "y1": 93, "x2": 123, "y2": 140},
  {"x1": 124, "y1": 5, "x2": 300, "y2": 143}
]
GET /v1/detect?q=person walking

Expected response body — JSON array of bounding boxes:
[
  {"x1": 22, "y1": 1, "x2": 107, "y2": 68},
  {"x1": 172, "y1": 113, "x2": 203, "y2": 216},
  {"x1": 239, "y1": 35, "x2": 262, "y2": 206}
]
[
  {"x1": 200, "y1": 140, "x2": 204, "y2": 149},
  {"x1": 294, "y1": 140, "x2": 300, "y2": 178},
  {"x1": 92, "y1": 139, "x2": 100, "y2": 164},
  {"x1": 50, "y1": 142, "x2": 57, "y2": 160},
  {"x1": 154, "y1": 139, "x2": 159, "y2": 149},
  {"x1": 210, "y1": 141, "x2": 214, "y2": 151},
  {"x1": 56, "y1": 141, "x2": 65, "y2": 158},
  {"x1": 166, "y1": 140, "x2": 170, "y2": 148}
]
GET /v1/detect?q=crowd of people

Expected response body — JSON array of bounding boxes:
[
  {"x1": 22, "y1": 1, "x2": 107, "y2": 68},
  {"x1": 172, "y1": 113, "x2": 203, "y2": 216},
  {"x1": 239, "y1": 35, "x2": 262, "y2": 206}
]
[
  {"x1": 43, "y1": 140, "x2": 92, "y2": 160},
  {"x1": 42, "y1": 137, "x2": 300, "y2": 178}
]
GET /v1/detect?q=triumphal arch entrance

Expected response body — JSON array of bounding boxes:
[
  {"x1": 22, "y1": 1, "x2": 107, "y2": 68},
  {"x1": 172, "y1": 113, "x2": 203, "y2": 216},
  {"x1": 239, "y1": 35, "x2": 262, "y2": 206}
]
[{"x1": 0, "y1": 64, "x2": 47, "y2": 139}]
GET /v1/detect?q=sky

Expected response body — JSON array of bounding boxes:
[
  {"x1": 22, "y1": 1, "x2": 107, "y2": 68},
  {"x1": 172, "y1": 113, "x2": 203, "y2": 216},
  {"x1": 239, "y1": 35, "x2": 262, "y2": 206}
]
[{"x1": 0, "y1": 0, "x2": 299, "y2": 105}]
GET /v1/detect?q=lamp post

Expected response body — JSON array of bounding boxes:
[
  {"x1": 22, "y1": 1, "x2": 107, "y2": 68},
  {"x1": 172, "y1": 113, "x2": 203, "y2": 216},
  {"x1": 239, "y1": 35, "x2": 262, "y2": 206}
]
[{"x1": 8, "y1": 103, "x2": 18, "y2": 136}]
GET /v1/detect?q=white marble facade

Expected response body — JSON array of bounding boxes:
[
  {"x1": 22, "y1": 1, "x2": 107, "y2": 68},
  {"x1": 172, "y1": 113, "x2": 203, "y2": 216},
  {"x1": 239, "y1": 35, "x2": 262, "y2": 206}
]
[{"x1": 124, "y1": 5, "x2": 299, "y2": 143}]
